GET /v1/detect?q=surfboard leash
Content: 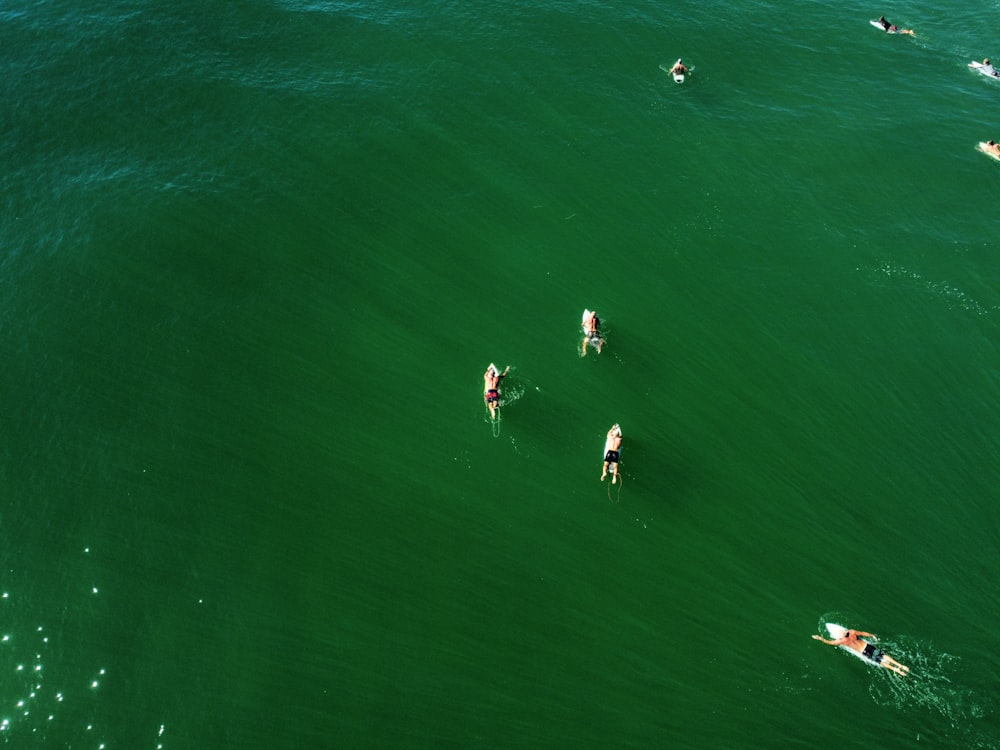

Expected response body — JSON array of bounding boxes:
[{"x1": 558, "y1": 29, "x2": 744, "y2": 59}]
[{"x1": 607, "y1": 473, "x2": 623, "y2": 503}]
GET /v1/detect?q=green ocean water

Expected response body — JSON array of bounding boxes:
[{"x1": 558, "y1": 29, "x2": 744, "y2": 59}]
[{"x1": 2, "y1": 0, "x2": 1000, "y2": 747}]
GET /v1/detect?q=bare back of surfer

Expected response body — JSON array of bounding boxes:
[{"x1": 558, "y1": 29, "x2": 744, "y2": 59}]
[
  {"x1": 483, "y1": 364, "x2": 509, "y2": 421},
  {"x1": 670, "y1": 58, "x2": 688, "y2": 76},
  {"x1": 581, "y1": 310, "x2": 604, "y2": 356},
  {"x1": 812, "y1": 629, "x2": 909, "y2": 676}
]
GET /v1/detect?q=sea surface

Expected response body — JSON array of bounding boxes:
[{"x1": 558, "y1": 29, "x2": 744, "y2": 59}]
[{"x1": 2, "y1": 0, "x2": 1000, "y2": 747}]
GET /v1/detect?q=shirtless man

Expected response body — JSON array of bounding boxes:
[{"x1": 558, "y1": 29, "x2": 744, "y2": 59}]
[
  {"x1": 483, "y1": 363, "x2": 509, "y2": 420},
  {"x1": 670, "y1": 58, "x2": 689, "y2": 76},
  {"x1": 581, "y1": 310, "x2": 604, "y2": 356},
  {"x1": 601, "y1": 424, "x2": 622, "y2": 483},
  {"x1": 812, "y1": 628, "x2": 909, "y2": 676},
  {"x1": 984, "y1": 139, "x2": 1000, "y2": 157}
]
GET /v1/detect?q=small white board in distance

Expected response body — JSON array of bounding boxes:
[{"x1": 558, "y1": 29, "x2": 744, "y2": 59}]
[
  {"x1": 825, "y1": 623, "x2": 875, "y2": 664},
  {"x1": 969, "y1": 61, "x2": 1000, "y2": 78},
  {"x1": 978, "y1": 142, "x2": 1000, "y2": 161}
]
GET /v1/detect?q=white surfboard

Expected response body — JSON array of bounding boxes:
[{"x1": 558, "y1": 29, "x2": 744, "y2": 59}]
[
  {"x1": 970, "y1": 61, "x2": 1000, "y2": 78},
  {"x1": 824, "y1": 623, "x2": 876, "y2": 664},
  {"x1": 978, "y1": 142, "x2": 1000, "y2": 161}
]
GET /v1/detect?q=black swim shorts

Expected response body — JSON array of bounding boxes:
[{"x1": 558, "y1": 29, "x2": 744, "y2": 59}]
[{"x1": 862, "y1": 643, "x2": 885, "y2": 663}]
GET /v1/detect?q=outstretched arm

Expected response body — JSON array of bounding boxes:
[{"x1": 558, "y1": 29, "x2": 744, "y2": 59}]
[
  {"x1": 854, "y1": 631, "x2": 877, "y2": 640},
  {"x1": 811, "y1": 635, "x2": 841, "y2": 645}
]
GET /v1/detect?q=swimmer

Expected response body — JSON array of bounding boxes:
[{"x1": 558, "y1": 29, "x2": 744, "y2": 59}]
[
  {"x1": 581, "y1": 310, "x2": 605, "y2": 356},
  {"x1": 812, "y1": 628, "x2": 909, "y2": 676},
  {"x1": 669, "y1": 58, "x2": 689, "y2": 76},
  {"x1": 483, "y1": 363, "x2": 509, "y2": 420},
  {"x1": 601, "y1": 423, "x2": 622, "y2": 483}
]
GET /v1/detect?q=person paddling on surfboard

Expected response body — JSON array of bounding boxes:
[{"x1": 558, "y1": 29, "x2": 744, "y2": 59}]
[
  {"x1": 483, "y1": 363, "x2": 509, "y2": 421},
  {"x1": 876, "y1": 16, "x2": 914, "y2": 35},
  {"x1": 669, "y1": 58, "x2": 689, "y2": 77},
  {"x1": 971, "y1": 58, "x2": 1000, "y2": 77},
  {"x1": 812, "y1": 628, "x2": 910, "y2": 676},
  {"x1": 601, "y1": 424, "x2": 622, "y2": 483},
  {"x1": 581, "y1": 310, "x2": 605, "y2": 356}
]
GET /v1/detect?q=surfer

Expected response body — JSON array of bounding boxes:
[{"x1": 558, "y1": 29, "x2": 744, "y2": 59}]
[
  {"x1": 601, "y1": 424, "x2": 622, "y2": 483},
  {"x1": 581, "y1": 310, "x2": 604, "y2": 356},
  {"x1": 876, "y1": 16, "x2": 914, "y2": 35},
  {"x1": 483, "y1": 363, "x2": 509, "y2": 420},
  {"x1": 812, "y1": 628, "x2": 909, "y2": 676},
  {"x1": 972, "y1": 58, "x2": 1000, "y2": 77},
  {"x1": 669, "y1": 58, "x2": 689, "y2": 76}
]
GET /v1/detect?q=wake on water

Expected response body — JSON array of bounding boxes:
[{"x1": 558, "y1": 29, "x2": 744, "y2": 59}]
[
  {"x1": 872, "y1": 638, "x2": 992, "y2": 720},
  {"x1": 480, "y1": 379, "x2": 529, "y2": 441},
  {"x1": 817, "y1": 614, "x2": 996, "y2": 747},
  {"x1": 498, "y1": 382, "x2": 527, "y2": 409},
  {"x1": 862, "y1": 262, "x2": 997, "y2": 316}
]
